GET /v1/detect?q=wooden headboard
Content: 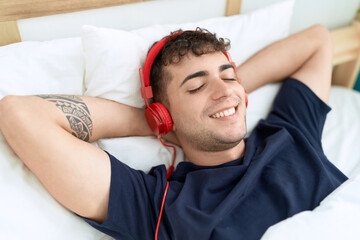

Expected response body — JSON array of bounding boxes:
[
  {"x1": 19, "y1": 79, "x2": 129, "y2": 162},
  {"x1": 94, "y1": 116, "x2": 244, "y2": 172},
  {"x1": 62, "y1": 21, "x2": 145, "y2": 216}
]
[{"x1": 0, "y1": 0, "x2": 359, "y2": 89}]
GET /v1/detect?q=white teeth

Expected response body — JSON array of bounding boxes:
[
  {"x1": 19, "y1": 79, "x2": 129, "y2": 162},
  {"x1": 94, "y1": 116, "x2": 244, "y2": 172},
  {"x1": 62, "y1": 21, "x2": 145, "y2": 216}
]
[{"x1": 211, "y1": 107, "x2": 236, "y2": 118}]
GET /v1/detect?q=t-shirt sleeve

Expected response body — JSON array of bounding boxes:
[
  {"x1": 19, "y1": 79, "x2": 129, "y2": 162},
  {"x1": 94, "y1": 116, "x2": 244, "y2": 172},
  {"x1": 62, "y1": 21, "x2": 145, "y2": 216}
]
[
  {"x1": 78, "y1": 152, "x2": 167, "y2": 240},
  {"x1": 266, "y1": 78, "x2": 331, "y2": 148}
]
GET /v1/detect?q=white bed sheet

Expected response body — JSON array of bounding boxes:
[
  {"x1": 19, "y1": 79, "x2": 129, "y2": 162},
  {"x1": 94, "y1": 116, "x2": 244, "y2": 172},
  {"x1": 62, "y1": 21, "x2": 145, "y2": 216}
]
[{"x1": 1, "y1": 0, "x2": 360, "y2": 237}]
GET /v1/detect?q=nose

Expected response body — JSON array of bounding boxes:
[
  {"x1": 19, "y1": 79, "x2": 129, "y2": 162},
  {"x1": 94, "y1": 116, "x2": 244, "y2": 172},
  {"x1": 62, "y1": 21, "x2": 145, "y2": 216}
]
[{"x1": 210, "y1": 78, "x2": 233, "y2": 100}]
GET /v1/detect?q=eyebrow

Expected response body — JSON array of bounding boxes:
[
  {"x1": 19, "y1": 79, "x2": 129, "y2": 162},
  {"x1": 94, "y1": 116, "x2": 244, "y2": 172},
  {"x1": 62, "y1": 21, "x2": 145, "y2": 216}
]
[
  {"x1": 220, "y1": 63, "x2": 235, "y2": 72},
  {"x1": 180, "y1": 64, "x2": 235, "y2": 88},
  {"x1": 180, "y1": 71, "x2": 208, "y2": 87}
]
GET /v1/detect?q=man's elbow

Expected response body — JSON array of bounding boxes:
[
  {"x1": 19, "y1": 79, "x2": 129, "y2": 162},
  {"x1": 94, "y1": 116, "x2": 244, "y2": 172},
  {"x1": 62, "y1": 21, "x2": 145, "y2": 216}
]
[
  {"x1": 311, "y1": 24, "x2": 331, "y2": 38},
  {"x1": 1, "y1": 95, "x2": 20, "y2": 111},
  {"x1": 0, "y1": 95, "x2": 26, "y2": 131},
  {"x1": 312, "y1": 24, "x2": 333, "y2": 53}
]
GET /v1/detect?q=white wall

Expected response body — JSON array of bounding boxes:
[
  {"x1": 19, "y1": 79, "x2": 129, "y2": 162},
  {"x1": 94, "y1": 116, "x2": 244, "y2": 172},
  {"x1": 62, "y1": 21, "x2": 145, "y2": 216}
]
[
  {"x1": 242, "y1": 0, "x2": 360, "y2": 33},
  {"x1": 18, "y1": 0, "x2": 228, "y2": 41},
  {"x1": 18, "y1": 0, "x2": 359, "y2": 41}
]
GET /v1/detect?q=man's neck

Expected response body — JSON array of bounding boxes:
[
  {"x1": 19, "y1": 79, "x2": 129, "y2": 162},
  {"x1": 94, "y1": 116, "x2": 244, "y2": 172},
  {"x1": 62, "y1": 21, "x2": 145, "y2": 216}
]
[{"x1": 182, "y1": 140, "x2": 246, "y2": 166}]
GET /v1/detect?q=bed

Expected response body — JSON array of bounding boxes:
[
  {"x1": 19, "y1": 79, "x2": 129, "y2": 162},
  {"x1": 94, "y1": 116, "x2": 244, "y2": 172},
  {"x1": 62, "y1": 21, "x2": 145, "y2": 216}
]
[{"x1": 1, "y1": 0, "x2": 360, "y2": 239}]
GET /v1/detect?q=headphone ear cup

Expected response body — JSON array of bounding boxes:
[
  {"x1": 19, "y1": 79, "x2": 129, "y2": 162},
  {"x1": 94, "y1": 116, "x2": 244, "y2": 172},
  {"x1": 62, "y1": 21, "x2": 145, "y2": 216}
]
[{"x1": 145, "y1": 103, "x2": 173, "y2": 136}]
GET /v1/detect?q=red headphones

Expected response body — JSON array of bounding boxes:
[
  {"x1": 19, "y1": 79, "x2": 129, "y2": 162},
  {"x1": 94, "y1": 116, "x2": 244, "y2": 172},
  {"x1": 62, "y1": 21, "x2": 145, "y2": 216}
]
[{"x1": 139, "y1": 31, "x2": 247, "y2": 136}]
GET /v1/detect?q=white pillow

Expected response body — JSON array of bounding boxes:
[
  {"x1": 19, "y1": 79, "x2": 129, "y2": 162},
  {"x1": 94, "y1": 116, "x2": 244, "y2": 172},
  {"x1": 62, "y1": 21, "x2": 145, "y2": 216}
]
[
  {"x1": 97, "y1": 137, "x2": 185, "y2": 173},
  {"x1": 82, "y1": 0, "x2": 295, "y2": 108},
  {"x1": 322, "y1": 87, "x2": 360, "y2": 178},
  {"x1": 82, "y1": 0, "x2": 295, "y2": 172},
  {"x1": 246, "y1": 82, "x2": 282, "y2": 136},
  {"x1": 0, "y1": 37, "x2": 109, "y2": 239},
  {"x1": 0, "y1": 38, "x2": 84, "y2": 99}
]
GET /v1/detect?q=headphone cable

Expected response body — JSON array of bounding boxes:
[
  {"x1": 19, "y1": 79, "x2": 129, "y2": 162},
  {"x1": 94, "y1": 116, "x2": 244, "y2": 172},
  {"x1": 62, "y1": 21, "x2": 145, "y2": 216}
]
[{"x1": 155, "y1": 136, "x2": 176, "y2": 240}]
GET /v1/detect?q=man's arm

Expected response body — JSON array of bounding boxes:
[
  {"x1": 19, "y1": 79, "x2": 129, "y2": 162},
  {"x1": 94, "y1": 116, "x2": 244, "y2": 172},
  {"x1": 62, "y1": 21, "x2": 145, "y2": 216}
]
[
  {"x1": 237, "y1": 24, "x2": 333, "y2": 103},
  {"x1": 0, "y1": 95, "x2": 152, "y2": 223}
]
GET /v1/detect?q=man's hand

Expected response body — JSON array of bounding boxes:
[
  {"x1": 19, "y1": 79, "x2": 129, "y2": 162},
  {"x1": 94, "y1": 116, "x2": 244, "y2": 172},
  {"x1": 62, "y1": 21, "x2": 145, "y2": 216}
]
[
  {"x1": 237, "y1": 24, "x2": 333, "y2": 103},
  {"x1": 0, "y1": 95, "x2": 152, "y2": 223}
]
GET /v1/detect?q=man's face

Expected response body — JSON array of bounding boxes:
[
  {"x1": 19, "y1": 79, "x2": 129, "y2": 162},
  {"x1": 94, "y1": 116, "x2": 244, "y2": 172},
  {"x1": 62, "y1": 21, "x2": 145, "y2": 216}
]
[{"x1": 165, "y1": 51, "x2": 247, "y2": 152}]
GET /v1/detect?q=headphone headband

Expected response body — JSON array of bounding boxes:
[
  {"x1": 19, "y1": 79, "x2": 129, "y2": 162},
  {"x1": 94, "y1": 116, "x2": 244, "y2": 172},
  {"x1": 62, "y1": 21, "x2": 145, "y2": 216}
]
[
  {"x1": 139, "y1": 31, "x2": 186, "y2": 104},
  {"x1": 142, "y1": 31, "x2": 185, "y2": 88}
]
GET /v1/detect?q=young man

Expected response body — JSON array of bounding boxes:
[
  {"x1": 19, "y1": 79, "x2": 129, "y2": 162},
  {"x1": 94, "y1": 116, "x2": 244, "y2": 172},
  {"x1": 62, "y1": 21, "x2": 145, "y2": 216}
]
[{"x1": 0, "y1": 25, "x2": 347, "y2": 240}]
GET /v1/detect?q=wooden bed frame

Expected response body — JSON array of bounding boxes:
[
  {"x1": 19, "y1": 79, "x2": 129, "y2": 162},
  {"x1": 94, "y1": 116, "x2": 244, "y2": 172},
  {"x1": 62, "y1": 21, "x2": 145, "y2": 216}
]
[{"x1": 0, "y1": 0, "x2": 359, "y2": 89}]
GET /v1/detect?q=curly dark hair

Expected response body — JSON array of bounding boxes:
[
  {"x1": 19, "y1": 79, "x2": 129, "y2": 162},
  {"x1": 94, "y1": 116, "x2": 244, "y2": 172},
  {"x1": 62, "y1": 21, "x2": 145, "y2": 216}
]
[{"x1": 149, "y1": 27, "x2": 231, "y2": 105}]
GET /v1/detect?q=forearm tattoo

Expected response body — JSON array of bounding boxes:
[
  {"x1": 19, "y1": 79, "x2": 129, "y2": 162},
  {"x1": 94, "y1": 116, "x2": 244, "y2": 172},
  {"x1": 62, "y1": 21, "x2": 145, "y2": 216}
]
[{"x1": 37, "y1": 95, "x2": 93, "y2": 142}]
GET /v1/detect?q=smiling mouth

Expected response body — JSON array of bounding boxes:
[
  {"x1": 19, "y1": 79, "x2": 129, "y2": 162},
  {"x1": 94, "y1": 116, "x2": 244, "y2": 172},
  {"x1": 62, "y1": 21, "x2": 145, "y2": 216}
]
[{"x1": 211, "y1": 106, "x2": 237, "y2": 119}]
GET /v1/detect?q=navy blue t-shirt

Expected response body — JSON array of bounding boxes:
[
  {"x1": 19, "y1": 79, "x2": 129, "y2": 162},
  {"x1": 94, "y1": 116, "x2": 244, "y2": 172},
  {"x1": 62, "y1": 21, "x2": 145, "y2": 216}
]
[{"x1": 81, "y1": 78, "x2": 347, "y2": 240}]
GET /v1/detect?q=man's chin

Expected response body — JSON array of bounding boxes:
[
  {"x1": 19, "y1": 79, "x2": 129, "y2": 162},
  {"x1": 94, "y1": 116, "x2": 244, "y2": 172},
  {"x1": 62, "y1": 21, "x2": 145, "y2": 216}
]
[
  {"x1": 197, "y1": 134, "x2": 245, "y2": 152},
  {"x1": 177, "y1": 124, "x2": 247, "y2": 152},
  {"x1": 207, "y1": 141, "x2": 242, "y2": 152}
]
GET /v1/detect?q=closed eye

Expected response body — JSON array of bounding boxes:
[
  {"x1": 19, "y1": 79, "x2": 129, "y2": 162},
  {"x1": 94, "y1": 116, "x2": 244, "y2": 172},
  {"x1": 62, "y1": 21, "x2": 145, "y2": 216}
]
[
  {"x1": 223, "y1": 78, "x2": 237, "y2": 81},
  {"x1": 188, "y1": 84, "x2": 205, "y2": 94}
]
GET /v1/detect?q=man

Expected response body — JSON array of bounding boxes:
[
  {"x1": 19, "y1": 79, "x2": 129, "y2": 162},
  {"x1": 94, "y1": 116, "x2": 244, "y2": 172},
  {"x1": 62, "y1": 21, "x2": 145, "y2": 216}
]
[{"x1": 0, "y1": 25, "x2": 347, "y2": 240}]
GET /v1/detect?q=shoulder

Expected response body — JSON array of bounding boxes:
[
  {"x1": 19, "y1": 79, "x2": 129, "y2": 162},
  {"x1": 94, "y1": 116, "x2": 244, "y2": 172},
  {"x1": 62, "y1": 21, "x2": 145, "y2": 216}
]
[{"x1": 262, "y1": 78, "x2": 331, "y2": 146}]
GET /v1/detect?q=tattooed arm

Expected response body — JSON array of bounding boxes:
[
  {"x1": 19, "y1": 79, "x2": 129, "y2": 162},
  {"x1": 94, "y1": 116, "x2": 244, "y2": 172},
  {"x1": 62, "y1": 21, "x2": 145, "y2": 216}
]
[
  {"x1": 0, "y1": 94, "x2": 151, "y2": 223},
  {"x1": 36, "y1": 95, "x2": 152, "y2": 142},
  {"x1": 36, "y1": 95, "x2": 95, "y2": 141}
]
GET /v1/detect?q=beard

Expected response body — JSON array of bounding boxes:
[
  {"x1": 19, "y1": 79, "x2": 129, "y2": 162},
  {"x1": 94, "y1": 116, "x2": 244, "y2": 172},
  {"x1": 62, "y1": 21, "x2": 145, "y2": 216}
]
[{"x1": 176, "y1": 114, "x2": 247, "y2": 152}]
